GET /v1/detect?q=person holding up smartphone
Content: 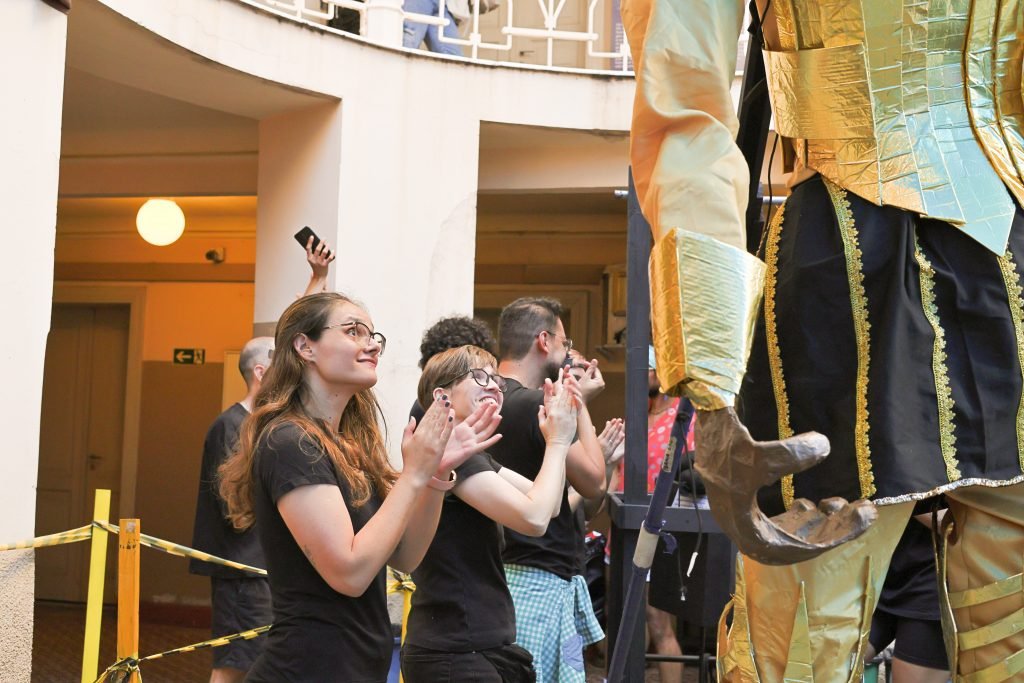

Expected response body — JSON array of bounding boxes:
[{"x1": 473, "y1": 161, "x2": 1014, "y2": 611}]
[{"x1": 298, "y1": 227, "x2": 335, "y2": 297}]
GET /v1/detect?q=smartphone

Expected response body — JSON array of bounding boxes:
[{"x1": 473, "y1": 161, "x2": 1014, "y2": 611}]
[{"x1": 293, "y1": 226, "x2": 331, "y2": 258}]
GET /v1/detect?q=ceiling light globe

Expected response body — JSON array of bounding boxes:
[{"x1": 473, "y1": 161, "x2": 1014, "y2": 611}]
[{"x1": 136, "y1": 199, "x2": 185, "y2": 246}]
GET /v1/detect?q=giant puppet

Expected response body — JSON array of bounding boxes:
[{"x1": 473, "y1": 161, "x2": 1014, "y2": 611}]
[{"x1": 621, "y1": 1, "x2": 1024, "y2": 681}]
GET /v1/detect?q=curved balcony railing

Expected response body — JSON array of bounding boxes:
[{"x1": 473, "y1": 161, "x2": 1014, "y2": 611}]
[{"x1": 250, "y1": 0, "x2": 634, "y2": 73}]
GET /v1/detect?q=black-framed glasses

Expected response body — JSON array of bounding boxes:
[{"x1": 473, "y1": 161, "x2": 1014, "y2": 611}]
[
  {"x1": 540, "y1": 330, "x2": 573, "y2": 352},
  {"x1": 439, "y1": 367, "x2": 507, "y2": 393},
  {"x1": 322, "y1": 321, "x2": 387, "y2": 355}
]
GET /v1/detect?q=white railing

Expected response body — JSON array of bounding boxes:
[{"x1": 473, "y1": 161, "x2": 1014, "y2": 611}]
[{"x1": 252, "y1": 0, "x2": 633, "y2": 73}]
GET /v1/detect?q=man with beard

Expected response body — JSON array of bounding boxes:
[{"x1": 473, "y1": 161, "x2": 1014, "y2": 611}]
[{"x1": 490, "y1": 296, "x2": 607, "y2": 683}]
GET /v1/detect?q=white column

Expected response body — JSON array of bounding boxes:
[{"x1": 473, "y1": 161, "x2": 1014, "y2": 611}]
[
  {"x1": 253, "y1": 73, "x2": 481, "y2": 466},
  {"x1": 333, "y1": 72, "x2": 480, "y2": 464},
  {"x1": 254, "y1": 101, "x2": 344, "y2": 334},
  {"x1": 0, "y1": 1, "x2": 68, "y2": 678}
]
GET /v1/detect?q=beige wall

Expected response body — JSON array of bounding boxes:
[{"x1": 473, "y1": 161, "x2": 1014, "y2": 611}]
[{"x1": 54, "y1": 197, "x2": 257, "y2": 605}]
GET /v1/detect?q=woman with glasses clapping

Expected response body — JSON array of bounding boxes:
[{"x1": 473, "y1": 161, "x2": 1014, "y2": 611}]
[
  {"x1": 218, "y1": 293, "x2": 499, "y2": 683},
  {"x1": 401, "y1": 345, "x2": 581, "y2": 683}
]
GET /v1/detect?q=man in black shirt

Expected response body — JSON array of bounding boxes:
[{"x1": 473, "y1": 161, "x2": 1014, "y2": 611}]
[
  {"x1": 190, "y1": 336, "x2": 274, "y2": 683},
  {"x1": 490, "y1": 297, "x2": 607, "y2": 682}
]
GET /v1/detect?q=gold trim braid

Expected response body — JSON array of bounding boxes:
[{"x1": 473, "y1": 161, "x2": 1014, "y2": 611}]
[
  {"x1": 763, "y1": 203, "x2": 796, "y2": 509},
  {"x1": 996, "y1": 251, "x2": 1024, "y2": 472},
  {"x1": 825, "y1": 179, "x2": 877, "y2": 499},
  {"x1": 913, "y1": 236, "x2": 962, "y2": 483}
]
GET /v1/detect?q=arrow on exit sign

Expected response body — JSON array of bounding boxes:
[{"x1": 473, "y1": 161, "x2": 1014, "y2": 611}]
[{"x1": 173, "y1": 348, "x2": 206, "y2": 365}]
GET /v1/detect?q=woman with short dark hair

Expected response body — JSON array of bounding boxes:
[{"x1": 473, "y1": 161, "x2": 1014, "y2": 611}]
[{"x1": 401, "y1": 344, "x2": 579, "y2": 683}]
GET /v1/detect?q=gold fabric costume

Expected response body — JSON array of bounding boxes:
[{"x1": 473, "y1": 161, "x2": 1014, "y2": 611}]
[
  {"x1": 623, "y1": 0, "x2": 1024, "y2": 404},
  {"x1": 717, "y1": 503, "x2": 913, "y2": 683},
  {"x1": 621, "y1": 0, "x2": 1024, "y2": 681}
]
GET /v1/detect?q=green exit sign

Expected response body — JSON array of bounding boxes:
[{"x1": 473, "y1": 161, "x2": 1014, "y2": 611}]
[{"x1": 173, "y1": 348, "x2": 206, "y2": 365}]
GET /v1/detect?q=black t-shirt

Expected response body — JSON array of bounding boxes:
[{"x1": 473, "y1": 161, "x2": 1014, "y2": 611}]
[
  {"x1": 407, "y1": 452, "x2": 515, "y2": 652},
  {"x1": 489, "y1": 378, "x2": 580, "y2": 580},
  {"x1": 190, "y1": 403, "x2": 266, "y2": 578},
  {"x1": 246, "y1": 422, "x2": 392, "y2": 683}
]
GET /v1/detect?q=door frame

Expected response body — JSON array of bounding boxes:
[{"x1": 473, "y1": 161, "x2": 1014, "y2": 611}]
[{"x1": 51, "y1": 283, "x2": 146, "y2": 516}]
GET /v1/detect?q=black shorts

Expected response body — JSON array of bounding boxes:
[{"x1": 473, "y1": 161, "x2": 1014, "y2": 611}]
[
  {"x1": 210, "y1": 577, "x2": 273, "y2": 671},
  {"x1": 868, "y1": 609, "x2": 948, "y2": 671}
]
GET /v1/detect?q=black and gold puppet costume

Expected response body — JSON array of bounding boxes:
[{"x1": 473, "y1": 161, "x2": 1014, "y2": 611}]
[{"x1": 621, "y1": 1, "x2": 1024, "y2": 681}]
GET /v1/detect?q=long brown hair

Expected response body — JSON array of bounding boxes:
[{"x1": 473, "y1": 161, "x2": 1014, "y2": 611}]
[{"x1": 219, "y1": 292, "x2": 397, "y2": 530}]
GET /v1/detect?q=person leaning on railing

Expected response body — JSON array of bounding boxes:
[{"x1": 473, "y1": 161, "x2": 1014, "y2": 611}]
[{"x1": 217, "y1": 292, "x2": 499, "y2": 682}]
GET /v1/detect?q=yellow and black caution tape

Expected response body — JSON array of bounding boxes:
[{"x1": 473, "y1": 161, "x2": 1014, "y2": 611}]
[
  {"x1": 387, "y1": 569, "x2": 416, "y2": 595},
  {"x1": 0, "y1": 524, "x2": 93, "y2": 551},
  {"x1": 91, "y1": 521, "x2": 267, "y2": 576},
  {"x1": 0, "y1": 520, "x2": 267, "y2": 575},
  {"x1": 94, "y1": 625, "x2": 272, "y2": 682}
]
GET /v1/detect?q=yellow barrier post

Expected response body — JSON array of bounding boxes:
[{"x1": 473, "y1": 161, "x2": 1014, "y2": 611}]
[
  {"x1": 80, "y1": 489, "x2": 111, "y2": 683},
  {"x1": 118, "y1": 519, "x2": 141, "y2": 683}
]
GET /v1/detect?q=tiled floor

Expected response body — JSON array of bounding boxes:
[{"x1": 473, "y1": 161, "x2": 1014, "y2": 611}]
[
  {"x1": 32, "y1": 601, "x2": 692, "y2": 682},
  {"x1": 33, "y1": 601, "x2": 212, "y2": 682}
]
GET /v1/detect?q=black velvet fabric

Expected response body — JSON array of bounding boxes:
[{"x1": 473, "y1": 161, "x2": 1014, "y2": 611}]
[{"x1": 740, "y1": 175, "x2": 1024, "y2": 513}]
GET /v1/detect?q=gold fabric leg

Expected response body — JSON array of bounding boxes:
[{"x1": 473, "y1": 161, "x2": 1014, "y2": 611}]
[
  {"x1": 943, "y1": 483, "x2": 1024, "y2": 682},
  {"x1": 719, "y1": 502, "x2": 913, "y2": 683}
]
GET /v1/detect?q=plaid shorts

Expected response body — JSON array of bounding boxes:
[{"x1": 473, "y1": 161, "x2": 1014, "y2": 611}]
[{"x1": 504, "y1": 564, "x2": 604, "y2": 683}]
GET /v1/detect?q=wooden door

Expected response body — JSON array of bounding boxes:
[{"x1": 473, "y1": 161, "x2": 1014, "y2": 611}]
[{"x1": 35, "y1": 304, "x2": 129, "y2": 602}]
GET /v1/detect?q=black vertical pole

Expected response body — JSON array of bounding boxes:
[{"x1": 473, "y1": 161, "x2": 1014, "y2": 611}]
[
  {"x1": 736, "y1": 3, "x2": 774, "y2": 253},
  {"x1": 606, "y1": 171, "x2": 653, "y2": 682}
]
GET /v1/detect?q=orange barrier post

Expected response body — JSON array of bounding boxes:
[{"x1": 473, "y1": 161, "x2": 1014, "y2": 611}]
[{"x1": 117, "y1": 519, "x2": 141, "y2": 683}]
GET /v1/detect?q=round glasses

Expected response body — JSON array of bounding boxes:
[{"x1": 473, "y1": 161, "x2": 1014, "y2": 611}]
[
  {"x1": 440, "y1": 367, "x2": 507, "y2": 393},
  {"x1": 322, "y1": 321, "x2": 387, "y2": 355},
  {"x1": 541, "y1": 329, "x2": 573, "y2": 352}
]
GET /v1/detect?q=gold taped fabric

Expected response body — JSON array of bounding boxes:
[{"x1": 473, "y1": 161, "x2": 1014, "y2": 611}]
[
  {"x1": 734, "y1": 504, "x2": 908, "y2": 683},
  {"x1": 949, "y1": 573, "x2": 1024, "y2": 610},
  {"x1": 621, "y1": 0, "x2": 748, "y2": 252},
  {"x1": 649, "y1": 229, "x2": 766, "y2": 410},
  {"x1": 826, "y1": 180, "x2": 877, "y2": 499},
  {"x1": 782, "y1": 582, "x2": 814, "y2": 683},
  {"x1": 764, "y1": 46, "x2": 875, "y2": 140},
  {"x1": 913, "y1": 236, "x2": 962, "y2": 483},
  {"x1": 957, "y1": 606, "x2": 1024, "y2": 651},
  {"x1": 769, "y1": 0, "x2": 822, "y2": 51},
  {"x1": 996, "y1": 252, "x2": 1024, "y2": 472},
  {"x1": 938, "y1": 524, "x2": 961, "y2": 677},
  {"x1": 762, "y1": 202, "x2": 795, "y2": 509},
  {"x1": 844, "y1": 556, "x2": 876, "y2": 683},
  {"x1": 993, "y1": 0, "x2": 1024, "y2": 204},
  {"x1": 961, "y1": 648, "x2": 1024, "y2": 683},
  {"x1": 965, "y1": 0, "x2": 1024, "y2": 211},
  {"x1": 761, "y1": 0, "x2": 1021, "y2": 256},
  {"x1": 718, "y1": 555, "x2": 762, "y2": 683}
]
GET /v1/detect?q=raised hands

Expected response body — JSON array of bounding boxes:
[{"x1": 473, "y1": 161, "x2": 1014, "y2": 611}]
[
  {"x1": 597, "y1": 418, "x2": 625, "y2": 465},
  {"x1": 401, "y1": 394, "x2": 455, "y2": 484},
  {"x1": 437, "y1": 401, "x2": 503, "y2": 475},
  {"x1": 573, "y1": 357, "x2": 606, "y2": 404},
  {"x1": 306, "y1": 235, "x2": 336, "y2": 282},
  {"x1": 539, "y1": 369, "x2": 580, "y2": 447}
]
